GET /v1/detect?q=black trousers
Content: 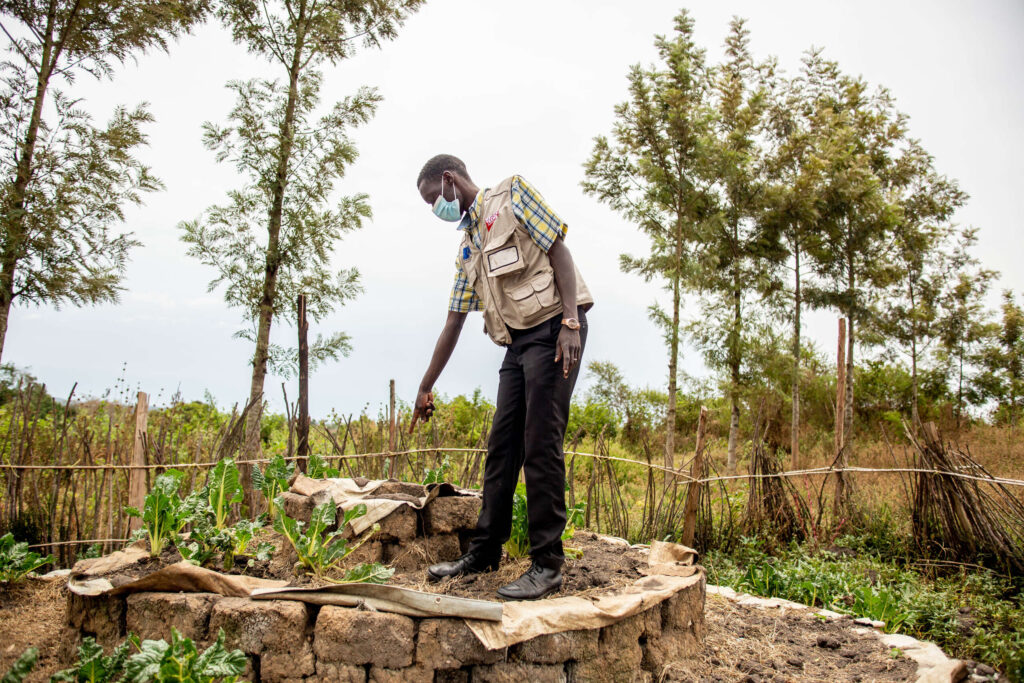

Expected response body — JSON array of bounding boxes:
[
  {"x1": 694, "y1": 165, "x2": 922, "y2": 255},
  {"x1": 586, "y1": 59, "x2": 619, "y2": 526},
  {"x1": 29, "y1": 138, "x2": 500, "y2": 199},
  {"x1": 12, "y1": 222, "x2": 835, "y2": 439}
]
[{"x1": 468, "y1": 307, "x2": 588, "y2": 569}]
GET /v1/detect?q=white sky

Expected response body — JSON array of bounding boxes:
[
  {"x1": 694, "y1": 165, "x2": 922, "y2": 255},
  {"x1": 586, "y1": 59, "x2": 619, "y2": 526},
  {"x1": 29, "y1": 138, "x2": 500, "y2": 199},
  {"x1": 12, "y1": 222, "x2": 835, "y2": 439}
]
[{"x1": 5, "y1": 0, "x2": 1023, "y2": 417}]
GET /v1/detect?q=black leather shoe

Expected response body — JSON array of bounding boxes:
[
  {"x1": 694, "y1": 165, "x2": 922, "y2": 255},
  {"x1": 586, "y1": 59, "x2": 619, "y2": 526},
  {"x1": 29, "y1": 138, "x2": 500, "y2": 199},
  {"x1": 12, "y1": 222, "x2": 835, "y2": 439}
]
[
  {"x1": 496, "y1": 562, "x2": 562, "y2": 600},
  {"x1": 426, "y1": 552, "x2": 500, "y2": 582}
]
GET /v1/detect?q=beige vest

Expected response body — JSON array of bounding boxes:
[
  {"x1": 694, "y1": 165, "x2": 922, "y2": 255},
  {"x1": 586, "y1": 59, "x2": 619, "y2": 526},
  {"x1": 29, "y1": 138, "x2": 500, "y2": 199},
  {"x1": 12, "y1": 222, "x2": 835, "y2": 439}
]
[{"x1": 461, "y1": 177, "x2": 594, "y2": 346}]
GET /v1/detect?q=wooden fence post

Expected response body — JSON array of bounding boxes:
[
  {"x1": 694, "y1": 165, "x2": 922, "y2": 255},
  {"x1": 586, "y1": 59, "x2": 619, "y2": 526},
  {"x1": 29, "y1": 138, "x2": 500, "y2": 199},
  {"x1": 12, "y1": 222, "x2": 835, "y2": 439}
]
[
  {"x1": 681, "y1": 406, "x2": 708, "y2": 548},
  {"x1": 388, "y1": 379, "x2": 397, "y2": 479},
  {"x1": 127, "y1": 392, "x2": 149, "y2": 533},
  {"x1": 833, "y1": 318, "x2": 848, "y2": 519},
  {"x1": 296, "y1": 293, "x2": 310, "y2": 472}
]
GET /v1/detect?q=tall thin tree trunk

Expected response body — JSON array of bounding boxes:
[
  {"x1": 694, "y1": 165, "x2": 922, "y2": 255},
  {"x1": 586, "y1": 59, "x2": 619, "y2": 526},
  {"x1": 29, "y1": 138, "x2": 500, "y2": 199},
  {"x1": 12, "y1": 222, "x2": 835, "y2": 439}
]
[
  {"x1": 911, "y1": 336, "x2": 920, "y2": 426},
  {"x1": 0, "y1": 8, "x2": 57, "y2": 365},
  {"x1": 791, "y1": 243, "x2": 801, "y2": 468},
  {"x1": 726, "y1": 276, "x2": 741, "y2": 474},
  {"x1": 843, "y1": 252, "x2": 855, "y2": 441},
  {"x1": 664, "y1": 241, "x2": 682, "y2": 483},
  {"x1": 240, "y1": 24, "x2": 306, "y2": 511}
]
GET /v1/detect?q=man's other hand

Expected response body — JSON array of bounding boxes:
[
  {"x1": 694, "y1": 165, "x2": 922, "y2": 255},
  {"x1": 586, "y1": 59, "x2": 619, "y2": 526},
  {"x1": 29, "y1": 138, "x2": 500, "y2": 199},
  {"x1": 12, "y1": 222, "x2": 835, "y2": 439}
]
[
  {"x1": 554, "y1": 327, "x2": 581, "y2": 379},
  {"x1": 410, "y1": 389, "x2": 435, "y2": 433}
]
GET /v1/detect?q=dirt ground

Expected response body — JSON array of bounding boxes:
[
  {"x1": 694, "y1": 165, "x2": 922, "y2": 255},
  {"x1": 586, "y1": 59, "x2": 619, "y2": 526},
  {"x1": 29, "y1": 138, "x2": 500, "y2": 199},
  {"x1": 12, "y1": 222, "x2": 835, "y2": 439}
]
[
  {"x1": 390, "y1": 531, "x2": 648, "y2": 601},
  {"x1": 2, "y1": 574, "x2": 939, "y2": 682}
]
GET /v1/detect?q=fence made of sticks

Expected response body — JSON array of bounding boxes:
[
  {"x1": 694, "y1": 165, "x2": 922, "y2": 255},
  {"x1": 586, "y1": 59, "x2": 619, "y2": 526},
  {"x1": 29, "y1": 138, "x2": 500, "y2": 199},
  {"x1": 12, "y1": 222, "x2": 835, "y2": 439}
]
[{"x1": 1, "y1": 379, "x2": 1022, "y2": 574}]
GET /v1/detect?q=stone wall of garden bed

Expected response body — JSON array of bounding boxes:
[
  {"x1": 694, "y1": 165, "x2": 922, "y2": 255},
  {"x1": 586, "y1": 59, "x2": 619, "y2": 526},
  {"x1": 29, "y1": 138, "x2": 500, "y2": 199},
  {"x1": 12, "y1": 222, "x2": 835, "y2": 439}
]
[{"x1": 62, "y1": 573, "x2": 705, "y2": 683}]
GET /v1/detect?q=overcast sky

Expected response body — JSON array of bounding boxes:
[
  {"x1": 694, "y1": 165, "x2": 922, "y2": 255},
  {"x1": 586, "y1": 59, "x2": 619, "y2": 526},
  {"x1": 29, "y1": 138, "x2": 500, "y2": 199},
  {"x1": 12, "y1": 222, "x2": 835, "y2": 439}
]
[{"x1": 5, "y1": 0, "x2": 1023, "y2": 417}]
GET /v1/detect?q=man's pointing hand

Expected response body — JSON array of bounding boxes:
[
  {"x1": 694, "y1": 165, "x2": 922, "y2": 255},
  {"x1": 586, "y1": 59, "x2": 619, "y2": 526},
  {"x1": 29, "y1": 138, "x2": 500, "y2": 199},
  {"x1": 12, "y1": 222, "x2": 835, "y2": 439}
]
[{"x1": 409, "y1": 389, "x2": 435, "y2": 433}]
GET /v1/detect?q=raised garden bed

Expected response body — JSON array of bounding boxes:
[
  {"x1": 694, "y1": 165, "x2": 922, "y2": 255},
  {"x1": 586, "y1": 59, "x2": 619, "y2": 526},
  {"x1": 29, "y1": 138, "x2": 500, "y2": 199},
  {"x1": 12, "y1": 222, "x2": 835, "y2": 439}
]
[{"x1": 63, "y1": 477, "x2": 706, "y2": 682}]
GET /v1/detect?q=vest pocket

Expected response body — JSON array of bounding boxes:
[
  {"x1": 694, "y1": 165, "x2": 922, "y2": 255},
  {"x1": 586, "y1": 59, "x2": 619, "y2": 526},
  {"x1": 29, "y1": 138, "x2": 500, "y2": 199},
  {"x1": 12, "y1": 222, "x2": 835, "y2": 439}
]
[{"x1": 506, "y1": 270, "x2": 558, "y2": 320}]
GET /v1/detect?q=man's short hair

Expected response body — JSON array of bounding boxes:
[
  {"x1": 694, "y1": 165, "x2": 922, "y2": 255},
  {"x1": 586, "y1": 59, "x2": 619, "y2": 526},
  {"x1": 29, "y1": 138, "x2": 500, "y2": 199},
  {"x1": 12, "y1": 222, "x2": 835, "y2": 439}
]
[{"x1": 417, "y1": 154, "x2": 470, "y2": 188}]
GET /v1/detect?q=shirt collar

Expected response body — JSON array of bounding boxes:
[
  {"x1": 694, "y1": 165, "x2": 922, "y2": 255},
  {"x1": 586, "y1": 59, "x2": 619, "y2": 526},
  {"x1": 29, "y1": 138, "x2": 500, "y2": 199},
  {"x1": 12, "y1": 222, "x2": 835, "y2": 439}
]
[{"x1": 456, "y1": 189, "x2": 485, "y2": 231}]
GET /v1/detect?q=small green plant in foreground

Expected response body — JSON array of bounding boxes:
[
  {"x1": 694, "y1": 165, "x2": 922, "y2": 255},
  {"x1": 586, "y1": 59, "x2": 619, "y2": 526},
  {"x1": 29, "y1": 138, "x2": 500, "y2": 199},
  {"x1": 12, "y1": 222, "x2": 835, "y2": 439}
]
[
  {"x1": 252, "y1": 454, "x2": 294, "y2": 519},
  {"x1": 51, "y1": 628, "x2": 246, "y2": 683},
  {"x1": 273, "y1": 497, "x2": 392, "y2": 583},
  {"x1": 1, "y1": 647, "x2": 37, "y2": 683},
  {"x1": 0, "y1": 533, "x2": 54, "y2": 583},
  {"x1": 125, "y1": 470, "x2": 189, "y2": 557}
]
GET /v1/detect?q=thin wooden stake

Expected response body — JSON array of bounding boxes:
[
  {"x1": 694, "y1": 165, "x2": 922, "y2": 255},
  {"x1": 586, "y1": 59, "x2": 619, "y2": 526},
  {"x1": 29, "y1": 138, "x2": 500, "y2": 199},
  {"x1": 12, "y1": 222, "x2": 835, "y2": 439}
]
[
  {"x1": 296, "y1": 293, "x2": 310, "y2": 472},
  {"x1": 388, "y1": 379, "x2": 397, "y2": 479},
  {"x1": 127, "y1": 392, "x2": 149, "y2": 533},
  {"x1": 834, "y1": 318, "x2": 848, "y2": 519},
  {"x1": 681, "y1": 406, "x2": 708, "y2": 547}
]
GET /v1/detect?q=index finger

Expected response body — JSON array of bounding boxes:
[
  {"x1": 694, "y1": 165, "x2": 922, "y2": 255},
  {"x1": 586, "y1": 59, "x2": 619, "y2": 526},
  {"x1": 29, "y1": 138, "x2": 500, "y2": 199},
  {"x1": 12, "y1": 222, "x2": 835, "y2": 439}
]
[{"x1": 408, "y1": 410, "x2": 420, "y2": 434}]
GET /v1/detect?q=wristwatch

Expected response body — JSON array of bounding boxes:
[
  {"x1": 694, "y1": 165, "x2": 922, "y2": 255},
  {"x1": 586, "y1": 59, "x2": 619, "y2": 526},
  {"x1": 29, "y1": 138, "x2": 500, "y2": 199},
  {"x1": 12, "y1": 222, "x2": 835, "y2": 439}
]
[{"x1": 561, "y1": 317, "x2": 581, "y2": 330}]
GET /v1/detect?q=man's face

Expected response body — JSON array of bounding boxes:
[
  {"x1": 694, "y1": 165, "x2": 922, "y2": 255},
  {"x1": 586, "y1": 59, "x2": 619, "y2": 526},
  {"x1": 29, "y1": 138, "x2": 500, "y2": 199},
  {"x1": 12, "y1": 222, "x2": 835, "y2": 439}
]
[{"x1": 418, "y1": 176, "x2": 444, "y2": 206}]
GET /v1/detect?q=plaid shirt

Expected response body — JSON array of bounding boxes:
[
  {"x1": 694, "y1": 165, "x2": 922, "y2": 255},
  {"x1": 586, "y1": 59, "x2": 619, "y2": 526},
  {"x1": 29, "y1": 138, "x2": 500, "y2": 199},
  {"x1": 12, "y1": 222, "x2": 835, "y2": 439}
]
[{"x1": 448, "y1": 176, "x2": 568, "y2": 313}]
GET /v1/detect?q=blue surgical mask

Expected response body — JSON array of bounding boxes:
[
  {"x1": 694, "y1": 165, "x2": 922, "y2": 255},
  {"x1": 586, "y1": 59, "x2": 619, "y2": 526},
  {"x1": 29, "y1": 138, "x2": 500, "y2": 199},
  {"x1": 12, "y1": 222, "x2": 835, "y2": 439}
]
[{"x1": 432, "y1": 177, "x2": 462, "y2": 222}]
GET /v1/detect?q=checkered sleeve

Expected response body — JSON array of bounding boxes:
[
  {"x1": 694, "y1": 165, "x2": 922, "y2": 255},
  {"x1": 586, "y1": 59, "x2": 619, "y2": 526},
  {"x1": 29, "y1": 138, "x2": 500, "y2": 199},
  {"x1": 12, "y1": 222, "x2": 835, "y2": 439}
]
[
  {"x1": 448, "y1": 254, "x2": 482, "y2": 313},
  {"x1": 510, "y1": 175, "x2": 568, "y2": 253}
]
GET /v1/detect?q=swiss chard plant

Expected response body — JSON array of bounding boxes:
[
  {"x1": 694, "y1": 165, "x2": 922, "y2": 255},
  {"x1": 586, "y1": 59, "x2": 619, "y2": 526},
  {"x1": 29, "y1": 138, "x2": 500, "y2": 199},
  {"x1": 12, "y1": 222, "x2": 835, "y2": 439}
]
[
  {"x1": 1, "y1": 647, "x2": 37, "y2": 683},
  {"x1": 273, "y1": 496, "x2": 391, "y2": 582},
  {"x1": 307, "y1": 452, "x2": 339, "y2": 479},
  {"x1": 252, "y1": 454, "x2": 294, "y2": 519},
  {"x1": 124, "y1": 627, "x2": 246, "y2": 683},
  {"x1": 206, "y1": 458, "x2": 243, "y2": 529},
  {"x1": 124, "y1": 470, "x2": 189, "y2": 557},
  {"x1": 51, "y1": 629, "x2": 245, "y2": 683},
  {"x1": 0, "y1": 533, "x2": 54, "y2": 583},
  {"x1": 504, "y1": 484, "x2": 587, "y2": 559}
]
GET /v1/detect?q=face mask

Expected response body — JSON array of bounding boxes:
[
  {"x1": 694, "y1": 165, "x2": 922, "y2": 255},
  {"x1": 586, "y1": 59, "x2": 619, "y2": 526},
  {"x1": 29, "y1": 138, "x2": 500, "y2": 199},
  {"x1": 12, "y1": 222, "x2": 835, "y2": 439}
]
[{"x1": 432, "y1": 176, "x2": 462, "y2": 222}]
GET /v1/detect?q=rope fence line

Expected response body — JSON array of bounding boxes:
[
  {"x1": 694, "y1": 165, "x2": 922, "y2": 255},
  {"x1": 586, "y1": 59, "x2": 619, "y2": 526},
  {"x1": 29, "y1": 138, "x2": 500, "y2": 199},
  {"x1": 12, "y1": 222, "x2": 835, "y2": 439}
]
[{"x1": 3, "y1": 447, "x2": 1022, "y2": 486}]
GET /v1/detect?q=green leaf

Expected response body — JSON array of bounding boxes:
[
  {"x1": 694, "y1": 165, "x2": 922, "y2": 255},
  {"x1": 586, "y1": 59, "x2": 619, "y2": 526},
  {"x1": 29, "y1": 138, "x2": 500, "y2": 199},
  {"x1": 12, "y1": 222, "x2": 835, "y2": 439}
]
[
  {"x1": 339, "y1": 562, "x2": 394, "y2": 584},
  {"x1": 193, "y1": 629, "x2": 247, "y2": 679},
  {"x1": 206, "y1": 459, "x2": 243, "y2": 529},
  {"x1": 125, "y1": 638, "x2": 170, "y2": 682},
  {"x1": 1, "y1": 647, "x2": 37, "y2": 683}
]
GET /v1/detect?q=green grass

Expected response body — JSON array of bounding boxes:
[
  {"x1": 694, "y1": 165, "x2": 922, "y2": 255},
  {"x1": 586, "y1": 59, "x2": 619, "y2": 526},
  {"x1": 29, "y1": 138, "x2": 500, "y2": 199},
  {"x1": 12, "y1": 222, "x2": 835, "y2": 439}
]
[{"x1": 705, "y1": 534, "x2": 1024, "y2": 681}]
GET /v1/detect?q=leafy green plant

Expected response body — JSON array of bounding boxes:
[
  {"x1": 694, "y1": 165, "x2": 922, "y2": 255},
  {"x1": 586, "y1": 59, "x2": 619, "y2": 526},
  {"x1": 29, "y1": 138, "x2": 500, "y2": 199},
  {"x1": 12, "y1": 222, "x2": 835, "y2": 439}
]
[
  {"x1": 0, "y1": 532, "x2": 54, "y2": 582},
  {"x1": 849, "y1": 585, "x2": 911, "y2": 633},
  {"x1": 1, "y1": 647, "x2": 37, "y2": 683},
  {"x1": 273, "y1": 496, "x2": 390, "y2": 582},
  {"x1": 206, "y1": 459, "x2": 243, "y2": 529},
  {"x1": 125, "y1": 469, "x2": 189, "y2": 557},
  {"x1": 76, "y1": 543, "x2": 104, "y2": 562},
  {"x1": 52, "y1": 629, "x2": 246, "y2": 683},
  {"x1": 51, "y1": 636, "x2": 132, "y2": 682},
  {"x1": 505, "y1": 484, "x2": 530, "y2": 559},
  {"x1": 421, "y1": 455, "x2": 454, "y2": 485},
  {"x1": 124, "y1": 628, "x2": 246, "y2": 682},
  {"x1": 252, "y1": 454, "x2": 294, "y2": 518},
  {"x1": 307, "y1": 453, "x2": 339, "y2": 479}
]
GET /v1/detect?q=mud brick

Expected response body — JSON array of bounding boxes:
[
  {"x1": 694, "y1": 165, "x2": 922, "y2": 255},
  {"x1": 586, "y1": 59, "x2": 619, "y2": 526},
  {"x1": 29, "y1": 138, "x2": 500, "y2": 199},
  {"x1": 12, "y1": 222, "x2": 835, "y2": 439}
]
[
  {"x1": 369, "y1": 665, "x2": 435, "y2": 683},
  {"x1": 384, "y1": 533, "x2": 461, "y2": 572},
  {"x1": 569, "y1": 614, "x2": 644, "y2": 682},
  {"x1": 65, "y1": 592, "x2": 126, "y2": 649},
  {"x1": 207, "y1": 598, "x2": 309, "y2": 655},
  {"x1": 423, "y1": 496, "x2": 481, "y2": 535},
  {"x1": 376, "y1": 505, "x2": 418, "y2": 542},
  {"x1": 313, "y1": 606, "x2": 415, "y2": 668},
  {"x1": 376, "y1": 481, "x2": 429, "y2": 498},
  {"x1": 279, "y1": 491, "x2": 315, "y2": 524},
  {"x1": 661, "y1": 576, "x2": 705, "y2": 632},
  {"x1": 261, "y1": 642, "x2": 317, "y2": 682},
  {"x1": 125, "y1": 592, "x2": 217, "y2": 642},
  {"x1": 641, "y1": 627, "x2": 701, "y2": 676},
  {"x1": 416, "y1": 618, "x2": 505, "y2": 669},
  {"x1": 510, "y1": 629, "x2": 598, "y2": 664},
  {"x1": 472, "y1": 662, "x2": 567, "y2": 682},
  {"x1": 641, "y1": 602, "x2": 662, "y2": 640},
  {"x1": 434, "y1": 670, "x2": 470, "y2": 683},
  {"x1": 315, "y1": 661, "x2": 367, "y2": 682}
]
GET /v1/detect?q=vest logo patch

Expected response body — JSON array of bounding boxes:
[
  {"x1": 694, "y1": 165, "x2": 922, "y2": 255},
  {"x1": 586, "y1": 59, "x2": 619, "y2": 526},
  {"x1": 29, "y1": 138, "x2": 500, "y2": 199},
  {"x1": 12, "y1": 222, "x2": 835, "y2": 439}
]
[
  {"x1": 462, "y1": 246, "x2": 471, "y2": 260},
  {"x1": 487, "y1": 245, "x2": 520, "y2": 272},
  {"x1": 485, "y1": 212, "x2": 499, "y2": 231}
]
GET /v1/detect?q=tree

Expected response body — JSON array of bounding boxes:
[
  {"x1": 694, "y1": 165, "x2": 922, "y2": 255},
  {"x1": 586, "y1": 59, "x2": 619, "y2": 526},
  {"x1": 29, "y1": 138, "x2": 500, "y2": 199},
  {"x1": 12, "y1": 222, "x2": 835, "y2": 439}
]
[
  {"x1": 803, "y1": 70, "x2": 902, "y2": 446},
  {"x1": 181, "y1": 0, "x2": 421, "y2": 507},
  {"x1": 976, "y1": 291, "x2": 1024, "y2": 427},
  {"x1": 0, "y1": 0, "x2": 207, "y2": 363},
  {"x1": 582, "y1": 9, "x2": 715, "y2": 480},
  {"x1": 935, "y1": 228, "x2": 997, "y2": 426},
  {"x1": 687, "y1": 18, "x2": 778, "y2": 473},
  {"x1": 867, "y1": 141, "x2": 967, "y2": 424}
]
